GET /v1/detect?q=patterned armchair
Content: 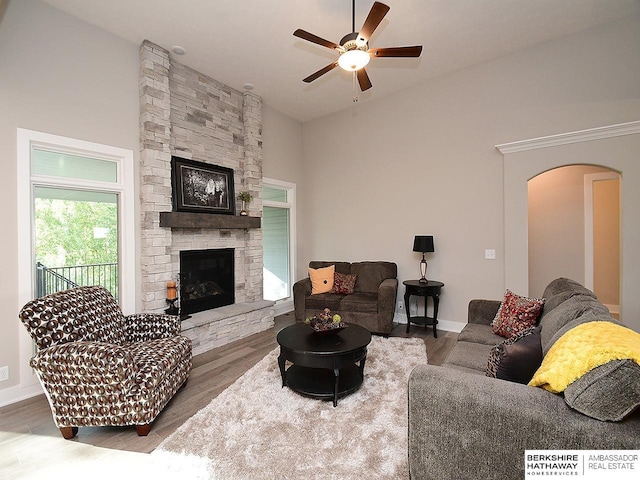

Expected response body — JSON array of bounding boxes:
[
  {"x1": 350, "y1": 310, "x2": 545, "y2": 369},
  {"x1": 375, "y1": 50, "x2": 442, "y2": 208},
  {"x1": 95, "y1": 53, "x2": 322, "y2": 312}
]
[{"x1": 19, "y1": 286, "x2": 192, "y2": 439}]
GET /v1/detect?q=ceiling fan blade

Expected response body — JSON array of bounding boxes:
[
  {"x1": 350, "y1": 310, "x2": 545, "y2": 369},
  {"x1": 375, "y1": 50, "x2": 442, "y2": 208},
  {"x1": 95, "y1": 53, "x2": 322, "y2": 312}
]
[
  {"x1": 293, "y1": 29, "x2": 340, "y2": 50},
  {"x1": 359, "y1": 2, "x2": 390, "y2": 42},
  {"x1": 369, "y1": 46, "x2": 423, "y2": 58},
  {"x1": 356, "y1": 68, "x2": 373, "y2": 91},
  {"x1": 303, "y1": 62, "x2": 339, "y2": 83}
]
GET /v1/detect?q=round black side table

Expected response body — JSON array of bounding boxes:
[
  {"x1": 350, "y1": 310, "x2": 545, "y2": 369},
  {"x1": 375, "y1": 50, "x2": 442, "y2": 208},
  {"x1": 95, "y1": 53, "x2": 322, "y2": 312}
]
[{"x1": 403, "y1": 280, "x2": 444, "y2": 337}]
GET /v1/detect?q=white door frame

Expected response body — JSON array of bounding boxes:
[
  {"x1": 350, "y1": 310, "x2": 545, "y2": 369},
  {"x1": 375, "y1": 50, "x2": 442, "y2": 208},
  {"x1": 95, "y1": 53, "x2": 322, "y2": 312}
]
[{"x1": 583, "y1": 171, "x2": 620, "y2": 291}]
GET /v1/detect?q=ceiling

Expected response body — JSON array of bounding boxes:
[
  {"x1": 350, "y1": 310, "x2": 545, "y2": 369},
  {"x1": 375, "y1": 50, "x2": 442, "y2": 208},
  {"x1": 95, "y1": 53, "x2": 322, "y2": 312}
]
[{"x1": 42, "y1": 0, "x2": 640, "y2": 123}]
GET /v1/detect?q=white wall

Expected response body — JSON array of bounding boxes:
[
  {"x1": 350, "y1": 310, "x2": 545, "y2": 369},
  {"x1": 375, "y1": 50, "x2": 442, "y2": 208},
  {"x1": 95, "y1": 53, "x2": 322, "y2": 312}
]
[
  {"x1": 300, "y1": 15, "x2": 640, "y2": 330},
  {"x1": 0, "y1": 0, "x2": 140, "y2": 403}
]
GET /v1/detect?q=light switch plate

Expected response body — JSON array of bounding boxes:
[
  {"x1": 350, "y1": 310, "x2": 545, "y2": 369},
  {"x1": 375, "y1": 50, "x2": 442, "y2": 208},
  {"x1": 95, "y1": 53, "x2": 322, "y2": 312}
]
[{"x1": 485, "y1": 249, "x2": 496, "y2": 259}]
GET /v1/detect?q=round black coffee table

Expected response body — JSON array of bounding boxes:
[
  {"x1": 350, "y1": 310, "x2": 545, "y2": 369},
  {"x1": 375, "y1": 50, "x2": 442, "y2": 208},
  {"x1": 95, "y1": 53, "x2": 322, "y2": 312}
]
[{"x1": 277, "y1": 323, "x2": 372, "y2": 407}]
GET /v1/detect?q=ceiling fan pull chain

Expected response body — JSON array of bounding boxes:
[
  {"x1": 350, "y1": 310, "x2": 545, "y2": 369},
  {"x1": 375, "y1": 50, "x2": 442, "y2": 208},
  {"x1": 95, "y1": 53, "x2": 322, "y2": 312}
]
[{"x1": 352, "y1": 71, "x2": 359, "y2": 103}]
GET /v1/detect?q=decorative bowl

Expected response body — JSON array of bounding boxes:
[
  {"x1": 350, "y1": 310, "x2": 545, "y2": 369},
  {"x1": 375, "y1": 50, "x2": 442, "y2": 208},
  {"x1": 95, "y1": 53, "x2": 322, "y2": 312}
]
[
  {"x1": 305, "y1": 309, "x2": 347, "y2": 335},
  {"x1": 309, "y1": 319, "x2": 348, "y2": 336}
]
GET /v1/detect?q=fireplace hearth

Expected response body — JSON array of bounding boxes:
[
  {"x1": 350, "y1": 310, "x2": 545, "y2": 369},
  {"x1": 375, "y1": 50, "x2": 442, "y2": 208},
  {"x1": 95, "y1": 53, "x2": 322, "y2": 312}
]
[{"x1": 180, "y1": 248, "x2": 235, "y2": 315}]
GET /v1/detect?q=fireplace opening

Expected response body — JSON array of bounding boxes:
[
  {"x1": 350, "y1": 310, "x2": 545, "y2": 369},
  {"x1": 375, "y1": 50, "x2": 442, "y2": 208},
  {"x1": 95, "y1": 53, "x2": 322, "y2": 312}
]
[{"x1": 180, "y1": 248, "x2": 235, "y2": 315}]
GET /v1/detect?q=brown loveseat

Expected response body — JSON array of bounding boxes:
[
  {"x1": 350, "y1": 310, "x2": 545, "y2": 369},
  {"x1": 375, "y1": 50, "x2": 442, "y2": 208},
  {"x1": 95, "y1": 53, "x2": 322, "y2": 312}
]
[{"x1": 293, "y1": 261, "x2": 398, "y2": 334}]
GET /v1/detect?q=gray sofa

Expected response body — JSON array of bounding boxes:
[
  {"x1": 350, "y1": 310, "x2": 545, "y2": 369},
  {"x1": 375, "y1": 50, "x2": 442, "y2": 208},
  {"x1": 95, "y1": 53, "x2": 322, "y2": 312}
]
[
  {"x1": 408, "y1": 278, "x2": 640, "y2": 480},
  {"x1": 293, "y1": 261, "x2": 397, "y2": 334}
]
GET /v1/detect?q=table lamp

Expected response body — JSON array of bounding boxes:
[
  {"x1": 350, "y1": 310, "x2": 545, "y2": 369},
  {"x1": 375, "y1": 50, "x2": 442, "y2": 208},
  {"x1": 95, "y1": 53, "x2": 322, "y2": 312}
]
[{"x1": 413, "y1": 235, "x2": 434, "y2": 283}]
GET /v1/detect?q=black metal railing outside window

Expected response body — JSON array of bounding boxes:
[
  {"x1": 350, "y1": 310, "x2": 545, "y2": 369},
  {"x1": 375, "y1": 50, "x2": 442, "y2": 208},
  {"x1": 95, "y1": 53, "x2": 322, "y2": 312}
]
[{"x1": 36, "y1": 262, "x2": 118, "y2": 299}]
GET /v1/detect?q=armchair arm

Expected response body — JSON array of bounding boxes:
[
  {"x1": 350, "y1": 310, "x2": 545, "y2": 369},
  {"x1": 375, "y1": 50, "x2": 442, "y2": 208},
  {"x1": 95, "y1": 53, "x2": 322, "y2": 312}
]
[
  {"x1": 378, "y1": 278, "x2": 398, "y2": 318},
  {"x1": 123, "y1": 313, "x2": 181, "y2": 342},
  {"x1": 468, "y1": 299, "x2": 501, "y2": 325},
  {"x1": 293, "y1": 278, "x2": 312, "y2": 322},
  {"x1": 30, "y1": 342, "x2": 135, "y2": 389},
  {"x1": 408, "y1": 365, "x2": 640, "y2": 480}
]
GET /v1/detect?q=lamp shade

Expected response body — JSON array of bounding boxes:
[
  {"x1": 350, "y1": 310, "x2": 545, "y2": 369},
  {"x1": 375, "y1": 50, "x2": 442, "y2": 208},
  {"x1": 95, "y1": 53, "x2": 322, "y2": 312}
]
[
  {"x1": 338, "y1": 49, "x2": 371, "y2": 71},
  {"x1": 413, "y1": 235, "x2": 434, "y2": 253}
]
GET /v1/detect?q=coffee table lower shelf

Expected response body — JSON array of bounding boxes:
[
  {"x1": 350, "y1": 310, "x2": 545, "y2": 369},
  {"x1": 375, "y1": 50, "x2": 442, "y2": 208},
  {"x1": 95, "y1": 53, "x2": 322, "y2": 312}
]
[{"x1": 284, "y1": 364, "x2": 364, "y2": 406}]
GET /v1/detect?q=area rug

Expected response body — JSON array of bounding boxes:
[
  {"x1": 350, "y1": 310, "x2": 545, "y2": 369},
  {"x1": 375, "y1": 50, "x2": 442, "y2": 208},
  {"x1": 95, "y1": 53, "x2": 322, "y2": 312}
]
[{"x1": 151, "y1": 336, "x2": 427, "y2": 480}]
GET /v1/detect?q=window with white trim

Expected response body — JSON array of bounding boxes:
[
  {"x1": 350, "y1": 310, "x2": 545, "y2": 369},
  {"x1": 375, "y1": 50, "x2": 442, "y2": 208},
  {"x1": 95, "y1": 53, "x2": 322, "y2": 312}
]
[
  {"x1": 17, "y1": 129, "x2": 135, "y2": 312},
  {"x1": 262, "y1": 179, "x2": 296, "y2": 305}
]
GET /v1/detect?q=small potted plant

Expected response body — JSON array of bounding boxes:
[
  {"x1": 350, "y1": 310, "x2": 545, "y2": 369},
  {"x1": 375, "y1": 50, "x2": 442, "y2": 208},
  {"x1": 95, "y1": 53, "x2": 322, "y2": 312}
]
[{"x1": 237, "y1": 191, "x2": 252, "y2": 216}]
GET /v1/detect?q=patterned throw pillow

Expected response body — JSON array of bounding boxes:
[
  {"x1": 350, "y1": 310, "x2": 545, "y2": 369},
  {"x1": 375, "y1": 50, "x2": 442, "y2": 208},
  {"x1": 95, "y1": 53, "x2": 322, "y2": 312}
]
[
  {"x1": 331, "y1": 272, "x2": 357, "y2": 295},
  {"x1": 308, "y1": 265, "x2": 335, "y2": 294},
  {"x1": 492, "y1": 289, "x2": 545, "y2": 338},
  {"x1": 486, "y1": 327, "x2": 543, "y2": 384}
]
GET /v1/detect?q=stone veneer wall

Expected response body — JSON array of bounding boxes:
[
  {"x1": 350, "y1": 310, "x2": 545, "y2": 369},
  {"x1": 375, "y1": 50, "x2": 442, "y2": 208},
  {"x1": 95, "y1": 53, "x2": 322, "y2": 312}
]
[{"x1": 139, "y1": 40, "x2": 273, "y2": 354}]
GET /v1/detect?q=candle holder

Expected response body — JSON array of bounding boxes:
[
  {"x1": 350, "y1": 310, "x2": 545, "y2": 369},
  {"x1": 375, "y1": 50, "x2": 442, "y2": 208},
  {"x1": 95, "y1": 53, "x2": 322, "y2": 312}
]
[{"x1": 165, "y1": 298, "x2": 179, "y2": 315}]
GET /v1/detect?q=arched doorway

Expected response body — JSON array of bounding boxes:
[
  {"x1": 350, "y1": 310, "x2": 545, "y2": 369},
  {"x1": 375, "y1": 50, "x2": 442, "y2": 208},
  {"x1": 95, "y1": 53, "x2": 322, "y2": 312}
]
[
  {"x1": 527, "y1": 165, "x2": 620, "y2": 316},
  {"x1": 497, "y1": 120, "x2": 640, "y2": 331}
]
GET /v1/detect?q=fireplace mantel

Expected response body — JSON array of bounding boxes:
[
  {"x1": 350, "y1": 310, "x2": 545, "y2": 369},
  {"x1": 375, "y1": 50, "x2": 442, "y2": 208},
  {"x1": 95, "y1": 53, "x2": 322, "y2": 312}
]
[{"x1": 159, "y1": 212, "x2": 261, "y2": 229}]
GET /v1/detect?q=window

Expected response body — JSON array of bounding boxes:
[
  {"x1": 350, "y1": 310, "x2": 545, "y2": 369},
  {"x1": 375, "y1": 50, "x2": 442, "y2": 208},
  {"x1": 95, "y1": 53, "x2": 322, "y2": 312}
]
[
  {"x1": 34, "y1": 186, "x2": 119, "y2": 299},
  {"x1": 17, "y1": 129, "x2": 135, "y2": 390},
  {"x1": 262, "y1": 179, "x2": 295, "y2": 314}
]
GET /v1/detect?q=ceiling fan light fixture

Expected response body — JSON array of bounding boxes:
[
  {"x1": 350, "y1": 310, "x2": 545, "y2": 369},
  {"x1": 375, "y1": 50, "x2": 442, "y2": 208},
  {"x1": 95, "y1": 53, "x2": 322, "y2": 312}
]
[{"x1": 338, "y1": 49, "x2": 370, "y2": 71}]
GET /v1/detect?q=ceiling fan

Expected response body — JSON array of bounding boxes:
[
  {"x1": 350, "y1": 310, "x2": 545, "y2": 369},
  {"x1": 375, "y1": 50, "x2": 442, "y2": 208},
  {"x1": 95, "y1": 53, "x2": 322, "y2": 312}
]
[{"x1": 293, "y1": 1, "x2": 422, "y2": 92}]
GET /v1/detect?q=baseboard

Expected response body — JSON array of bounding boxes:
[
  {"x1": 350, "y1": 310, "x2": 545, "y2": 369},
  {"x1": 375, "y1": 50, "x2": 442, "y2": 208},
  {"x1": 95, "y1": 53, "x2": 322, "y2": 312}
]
[
  {"x1": 0, "y1": 382, "x2": 43, "y2": 408},
  {"x1": 393, "y1": 313, "x2": 465, "y2": 333}
]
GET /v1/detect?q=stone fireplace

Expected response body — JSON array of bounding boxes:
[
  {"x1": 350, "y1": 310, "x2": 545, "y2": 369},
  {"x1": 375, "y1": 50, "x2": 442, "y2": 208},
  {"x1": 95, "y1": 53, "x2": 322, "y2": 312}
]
[{"x1": 139, "y1": 40, "x2": 274, "y2": 355}]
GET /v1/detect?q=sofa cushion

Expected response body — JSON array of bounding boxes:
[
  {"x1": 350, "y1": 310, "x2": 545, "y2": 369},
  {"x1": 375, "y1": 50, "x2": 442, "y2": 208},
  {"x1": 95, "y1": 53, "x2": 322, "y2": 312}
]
[
  {"x1": 351, "y1": 261, "x2": 397, "y2": 294},
  {"x1": 544, "y1": 311, "x2": 619, "y2": 355},
  {"x1": 331, "y1": 272, "x2": 357, "y2": 295},
  {"x1": 492, "y1": 289, "x2": 544, "y2": 338},
  {"x1": 486, "y1": 327, "x2": 542, "y2": 384},
  {"x1": 19, "y1": 285, "x2": 126, "y2": 349},
  {"x1": 309, "y1": 265, "x2": 334, "y2": 294},
  {"x1": 128, "y1": 336, "x2": 192, "y2": 395},
  {"x1": 443, "y1": 341, "x2": 495, "y2": 373},
  {"x1": 309, "y1": 261, "x2": 351, "y2": 275},
  {"x1": 458, "y1": 323, "x2": 503, "y2": 346},
  {"x1": 564, "y1": 359, "x2": 640, "y2": 421},
  {"x1": 340, "y1": 292, "x2": 378, "y2": 314},
  {"x1": 542, "y1": 277, "x2": 597, "y2": 301},
  {"x1": 305, "y1": 292, "x2": 343, "y2": 312},
  {"x1": 539, "y1": 295, "x2": 612, "y2": 353},
  {"x1": 540, "y1": 279, "x2": 598, "y2": 320},
  {"x1": 468, "y1": 299, "x2": 502, "y2": 326}
]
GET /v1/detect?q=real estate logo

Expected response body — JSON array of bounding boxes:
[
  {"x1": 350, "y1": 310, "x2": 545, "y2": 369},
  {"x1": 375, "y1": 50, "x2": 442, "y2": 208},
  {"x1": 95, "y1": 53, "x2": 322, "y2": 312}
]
[{"x1": 525, "y1": 450, "x2": 639, "y2": 479}]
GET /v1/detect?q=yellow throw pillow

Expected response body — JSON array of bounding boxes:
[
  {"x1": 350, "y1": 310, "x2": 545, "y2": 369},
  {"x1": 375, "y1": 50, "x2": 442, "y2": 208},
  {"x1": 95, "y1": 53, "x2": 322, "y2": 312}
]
[{"x1": 309, "y1": 265, "x2": 335, "y2": 294}]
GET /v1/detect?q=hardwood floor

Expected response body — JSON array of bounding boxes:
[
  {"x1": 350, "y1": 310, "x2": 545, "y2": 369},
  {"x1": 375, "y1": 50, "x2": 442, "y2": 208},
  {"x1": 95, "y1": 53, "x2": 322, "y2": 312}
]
[{"x1": 0, "y1": 313, "x2": 457, "y2": 476}]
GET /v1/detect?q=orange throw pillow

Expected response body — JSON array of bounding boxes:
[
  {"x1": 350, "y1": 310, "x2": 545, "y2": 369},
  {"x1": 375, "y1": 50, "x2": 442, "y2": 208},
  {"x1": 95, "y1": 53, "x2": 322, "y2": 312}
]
[{"x1": 309, "y1": 265, "x2": 335, "y2": 294}]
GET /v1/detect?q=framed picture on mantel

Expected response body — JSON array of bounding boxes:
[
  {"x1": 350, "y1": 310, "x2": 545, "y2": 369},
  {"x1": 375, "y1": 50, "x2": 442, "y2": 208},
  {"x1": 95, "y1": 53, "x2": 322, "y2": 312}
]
[{"x1": 171, "y1": 156, "x2": 235, "y2": 215}]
